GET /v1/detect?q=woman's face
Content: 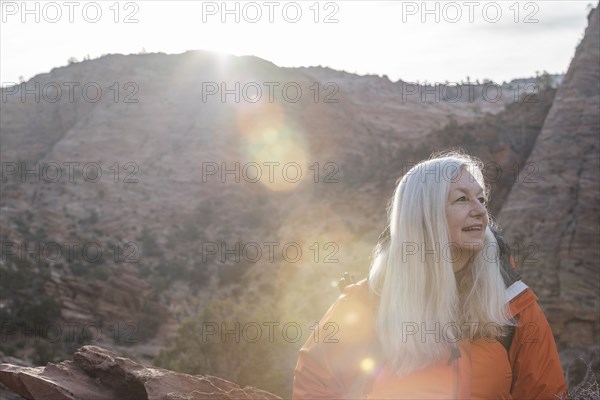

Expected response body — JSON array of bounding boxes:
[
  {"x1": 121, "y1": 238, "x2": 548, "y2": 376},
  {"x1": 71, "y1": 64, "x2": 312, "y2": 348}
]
[{"x1": 445, "y1": 168, "x2": 489, "y2": 272}]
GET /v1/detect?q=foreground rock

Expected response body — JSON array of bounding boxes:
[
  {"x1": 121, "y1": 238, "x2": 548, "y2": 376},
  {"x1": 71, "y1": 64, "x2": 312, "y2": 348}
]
[{"x1": 0, "y1": 345, "x2": 282, "y2": 400}]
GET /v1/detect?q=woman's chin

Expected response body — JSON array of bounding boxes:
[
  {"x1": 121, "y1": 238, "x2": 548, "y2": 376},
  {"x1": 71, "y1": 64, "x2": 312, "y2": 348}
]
[
  {"x1": 452, "y1": 243, "x2": 484, "y2": 260},
  {"x1": 459, "y1": 234, "x2": 485, "y2": 250}
]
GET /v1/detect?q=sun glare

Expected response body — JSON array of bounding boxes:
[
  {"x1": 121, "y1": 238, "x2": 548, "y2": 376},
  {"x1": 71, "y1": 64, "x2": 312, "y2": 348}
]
[{"x1": 235, "y1": 100, "x2": 308, "y2": 192}]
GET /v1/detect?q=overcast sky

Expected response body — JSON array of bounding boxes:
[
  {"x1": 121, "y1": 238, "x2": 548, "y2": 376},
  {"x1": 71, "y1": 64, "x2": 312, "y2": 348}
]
[{"x1": 0, "y1": 1, "x2": 595, "y2": 86}]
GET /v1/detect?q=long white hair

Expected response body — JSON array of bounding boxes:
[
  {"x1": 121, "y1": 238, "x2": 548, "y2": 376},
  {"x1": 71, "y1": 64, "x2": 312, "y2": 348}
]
[{"x1": 368, "y1": 151, "x2": 513, "y2": 376}]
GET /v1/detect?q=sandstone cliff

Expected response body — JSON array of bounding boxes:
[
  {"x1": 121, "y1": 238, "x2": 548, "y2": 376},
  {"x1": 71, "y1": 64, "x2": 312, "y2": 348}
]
[
  {"x1": 498, "y1": 6, "x2": 600, "y2": 370},
  {"x1": 0, "y1": 49, "x2": 516, "y2": 367}
]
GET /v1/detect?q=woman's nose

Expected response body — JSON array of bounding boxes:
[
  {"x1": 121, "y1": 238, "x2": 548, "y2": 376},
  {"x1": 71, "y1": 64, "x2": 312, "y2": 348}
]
[{"x1": 470, "y1": 199, "x2": 486, "y2": 216}]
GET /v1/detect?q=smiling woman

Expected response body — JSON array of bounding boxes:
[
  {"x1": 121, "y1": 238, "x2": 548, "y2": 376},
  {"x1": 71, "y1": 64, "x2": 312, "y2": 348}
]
[
  {"x1": 292, "y1": 151, "x2": 568, "y2": 399},
  {"x1": 445, "y1": 166, "x2": 489, "y2": 273}
]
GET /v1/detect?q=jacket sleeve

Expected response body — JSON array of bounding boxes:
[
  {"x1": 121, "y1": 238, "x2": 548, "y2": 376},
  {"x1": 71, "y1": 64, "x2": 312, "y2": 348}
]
[
  {"x1": 292, "y1": 283, "x2": 377, "y2": 399},
  {"x1": 509, "y1": 298, "x2": 568, "y2": 399}
]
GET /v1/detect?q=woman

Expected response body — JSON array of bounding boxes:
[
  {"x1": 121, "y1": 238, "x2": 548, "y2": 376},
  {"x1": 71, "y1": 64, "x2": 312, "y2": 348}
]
[{"x1": 292, "y1": 152, "x2": 567, "y2": 399}]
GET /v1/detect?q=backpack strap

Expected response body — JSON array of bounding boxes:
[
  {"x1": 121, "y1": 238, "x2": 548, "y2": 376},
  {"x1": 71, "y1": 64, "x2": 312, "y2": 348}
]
[
  {"x1": 490, "y1": 225, "x2": 525, "y2": 353},
  {"x1": 491, "y1": 225, "x2": 522, "y2": 288}
]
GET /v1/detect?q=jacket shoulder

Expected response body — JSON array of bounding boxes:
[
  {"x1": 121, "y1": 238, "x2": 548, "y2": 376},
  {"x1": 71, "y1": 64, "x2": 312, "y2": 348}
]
[
  {"x1": 507, "y1": 288, "x2": 567, "y2": 398},
  {"x1": 340, "y1": 277, "x2": 370, "y2": 297}
]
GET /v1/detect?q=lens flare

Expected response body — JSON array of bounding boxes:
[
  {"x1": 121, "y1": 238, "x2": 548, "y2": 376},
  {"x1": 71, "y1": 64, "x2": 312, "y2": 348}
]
[
  {"x1": 361, "y1": 358, "x2": 375, "y2": 373},
  {"x1": 235, "y1": 100, "x2": 309, "y2": 191}
]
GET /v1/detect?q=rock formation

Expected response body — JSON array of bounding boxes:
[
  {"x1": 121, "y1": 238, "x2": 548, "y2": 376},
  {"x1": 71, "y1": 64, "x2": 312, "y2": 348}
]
[
  {"x1": 498, "y1": 6, "x2": 600, "y2": 371},
  {"x1": 0, "y1": 46, "x2": 518, "y2": 371},
  {"x1": 0, "y1": 345, "x2": 281, "y2": 400}
]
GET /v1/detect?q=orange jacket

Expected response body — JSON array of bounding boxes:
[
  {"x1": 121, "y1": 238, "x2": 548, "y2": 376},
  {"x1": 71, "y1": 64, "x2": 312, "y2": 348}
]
[{"x1": 292, "y1": 279, "x2": 567, "y2": 399}]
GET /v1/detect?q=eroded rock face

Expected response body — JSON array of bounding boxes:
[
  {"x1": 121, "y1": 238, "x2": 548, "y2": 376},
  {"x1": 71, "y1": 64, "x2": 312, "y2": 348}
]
[
  {"x1": 0, "y1": 345, "x2": 282, "y2": 400},
  {"x1": 498, "y1": 6, "x2": 599, "y2": 363},
  {"x1": 0, "y1": 42, "x2": 520, "y2": 372}
]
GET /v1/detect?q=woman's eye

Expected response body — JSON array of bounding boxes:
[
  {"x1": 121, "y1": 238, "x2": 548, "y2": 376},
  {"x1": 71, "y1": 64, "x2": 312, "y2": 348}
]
[
  {"x1": 478, "y1": 197, "x2": 486, "y2": 204},
  {"x1": 456, "y1": 196, "x2": 466, "y2": 202}
]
